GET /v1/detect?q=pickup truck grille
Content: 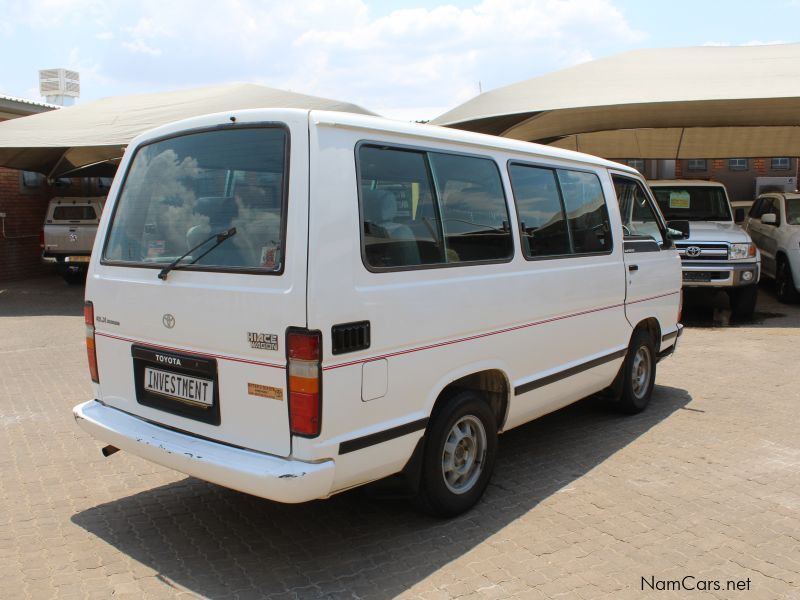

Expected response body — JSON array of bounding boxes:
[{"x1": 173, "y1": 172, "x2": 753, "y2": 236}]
[{"x1": 675, "y1": 243, "x2": 728, "y2": 261}]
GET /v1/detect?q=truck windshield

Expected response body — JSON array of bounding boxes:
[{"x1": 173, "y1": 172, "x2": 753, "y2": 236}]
[
  {"x1": 104, "y1": 126, "x2": 287, "y2": 272},
  {"x1": 652, "y1": 186, "x2": 732, "y2": 222},
  {"x1": 786, "y1": 198, "x2": 800, "y2": 225}
]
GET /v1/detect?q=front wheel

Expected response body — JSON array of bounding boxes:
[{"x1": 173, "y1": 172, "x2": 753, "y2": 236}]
[
  {"x1": 416, "y1": 391, "x2": 498, "y2": 517},
  {"x1": 776, "y1": 259, "x2": 799, "y2": 304},
  {"x1": 616, "y1": 329, "x2": 657, "y2": 414},
  {"x1": 729, "y1": 284, "x2": 758, "y2": 319}
]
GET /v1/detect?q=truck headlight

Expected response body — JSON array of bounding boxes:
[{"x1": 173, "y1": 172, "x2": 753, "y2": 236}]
[{"x1": 729, "y1": 243, "x2": 756, "y2": 259}]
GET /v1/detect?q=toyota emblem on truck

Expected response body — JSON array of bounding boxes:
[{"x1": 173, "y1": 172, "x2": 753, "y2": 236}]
[{"x1": 162, "y1": 314, "x2": 175, "y2": 329}]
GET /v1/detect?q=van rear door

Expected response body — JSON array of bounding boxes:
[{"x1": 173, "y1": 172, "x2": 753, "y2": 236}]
[{"x1": 87, "y1": 113, "x2": 309, "y2": 457}]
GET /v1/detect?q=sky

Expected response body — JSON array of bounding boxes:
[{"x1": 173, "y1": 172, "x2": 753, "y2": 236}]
[{"x1": 0, "y1": 0, "x2": 798, "y2": 121}]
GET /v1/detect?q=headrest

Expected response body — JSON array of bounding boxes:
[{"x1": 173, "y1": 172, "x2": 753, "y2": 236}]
[{"x1": 362, "y1": 189, "x2": 398, "y2": 223}]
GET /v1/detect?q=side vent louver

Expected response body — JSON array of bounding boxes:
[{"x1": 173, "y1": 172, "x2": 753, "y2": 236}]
[{"x1": 332, "y1": 321, "x2": 371, "y2": 355}]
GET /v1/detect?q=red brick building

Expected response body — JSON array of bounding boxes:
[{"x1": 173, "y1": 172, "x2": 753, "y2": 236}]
[{"x1": 618, "y1": 157, "x2": 798, "y2": 204}]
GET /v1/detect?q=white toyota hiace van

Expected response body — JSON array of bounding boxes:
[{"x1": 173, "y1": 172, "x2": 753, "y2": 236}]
[{"x1": 74, "y1": 109, "x2": 684, "y2": 516}]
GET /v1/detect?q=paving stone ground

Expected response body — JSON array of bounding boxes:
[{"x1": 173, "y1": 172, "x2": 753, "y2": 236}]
[{"x1": 1, "y1": 275, "x2": 798, "y2": 600}]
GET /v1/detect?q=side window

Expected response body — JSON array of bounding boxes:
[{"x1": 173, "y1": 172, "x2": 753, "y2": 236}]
[
  {"x1": 557, "y1": 170, "x2": 612, "y2": 253},
  {"x1": 357, "y1": 145, "x2": 512, "y2": 269},
  {"x1": 612, "y1": 176, "x2": 666, "y2": 244},
  {"x1": 359, "y1": 146, "x2": 442, "y2": 268},
  {"x1": 767, "y1": 198, "x2": 782, "y2": 225},
  {"x1": 508, "y1": 164, "x2": 571, "y2": 257},
  {"x1": 428, "y1": 153, "x2": 513, "y2": 263},
  {"x1": 749, "y1": 198, "x2": 765, "y2": 219}
]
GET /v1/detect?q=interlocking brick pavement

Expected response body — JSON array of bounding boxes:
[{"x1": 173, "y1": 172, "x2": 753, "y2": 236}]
[{"x1": 1, "y1": 276, "x2": 798, "y2": 599}]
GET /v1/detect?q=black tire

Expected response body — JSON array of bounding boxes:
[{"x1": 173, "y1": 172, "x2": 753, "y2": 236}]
[
  {"x1": 616, "y1": 328, "x2": 657, "y2": 414},
  {"x1": 416, "y1": 391, "x2": 497, "y2": 517},
  {"x1": 729, "y1": 284, "x2": 758, "y2": 319},
  {"x1": 63, "y1": 268, "x2": 87, "y2": 286},
  {"x1": 776, "y1": 258, "x2": 799, "y2": 304}
]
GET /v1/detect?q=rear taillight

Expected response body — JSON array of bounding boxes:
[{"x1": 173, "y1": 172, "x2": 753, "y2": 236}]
[
  {"x1": 39, "y1": 230, "x2": 45, "y2": 249},
  {"x1": 84, "y1": 301, "x2": 99, "y2": 383},
  {"x1": 287, "y1": 329, "x2": 321, "y2": 437}
]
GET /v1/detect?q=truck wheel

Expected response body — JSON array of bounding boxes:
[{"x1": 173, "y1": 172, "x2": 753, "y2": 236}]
[
  {"x1": 776, "y1": 259, "x2": 799, "y2": 303},
  {"x1": 416, "y1": 391, "x2": 497, "y2": 517},
  {"x1": 729, "y1": 284, "x2": 758, "y2": 318},
  {"x1": 617, "y1": 328, "x2": 656, "y2": 414},
  {"x1": 63, "y1": 268, "x2": 87, "y2": 286}
]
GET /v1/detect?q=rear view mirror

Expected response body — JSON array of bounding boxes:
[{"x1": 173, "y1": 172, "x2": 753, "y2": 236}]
[
  {"x1": 666, "y1": 220, "x2": 690, "y2": 240},
  {"x1": 734, "y1": 208, "x2": 745, "y2": 223},
  {"x1": 761, "y1": 213, "x2": 777, "y2": 225}
]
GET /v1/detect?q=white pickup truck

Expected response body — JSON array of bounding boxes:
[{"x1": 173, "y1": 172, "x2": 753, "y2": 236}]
[
  {"x1": 41, "y1": 197, "x2": 105, "y2": 284},
  {"x1": 649, "y1": 180, "x2": 760, "y2": 318}
]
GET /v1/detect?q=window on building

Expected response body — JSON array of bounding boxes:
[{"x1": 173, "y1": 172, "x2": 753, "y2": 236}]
[
  {"x1": 771, "y1": 157, "x2": 791, "y2": 170},
  {"x1": 687, "y1": 159, "x2": 707, "y2": 171},
  {"x1": 728, "y1": 159, "x2": 748, "y2": 171},
  {"x1": 624, "y1": 159, "x2": 645, "y2": 173},
  {"x1": 21, "y1": 171, "x2": 44, "y2": 188}
]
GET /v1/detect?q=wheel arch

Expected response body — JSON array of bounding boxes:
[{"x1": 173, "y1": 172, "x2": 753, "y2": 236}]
[{"x1": 426, "y1": 364, "x2": 512, "y2": 434}]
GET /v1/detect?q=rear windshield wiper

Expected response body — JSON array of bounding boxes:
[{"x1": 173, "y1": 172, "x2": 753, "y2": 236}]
[{"x1": 157, "y1": 227, "x2": 237, "y2": 280}]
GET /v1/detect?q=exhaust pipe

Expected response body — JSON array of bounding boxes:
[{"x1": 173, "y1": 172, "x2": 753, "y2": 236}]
[{"x1": 101, "y1": 445, "x2": 119, "y2": 457}]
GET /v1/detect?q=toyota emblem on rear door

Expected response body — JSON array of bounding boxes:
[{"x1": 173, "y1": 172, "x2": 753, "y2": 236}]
[
  {"x1": 686, "y1": 246, "x2": 701, "y2": 257},
  {"x1": 162, "y1": 314, "x2": 175, "y2": 329}
]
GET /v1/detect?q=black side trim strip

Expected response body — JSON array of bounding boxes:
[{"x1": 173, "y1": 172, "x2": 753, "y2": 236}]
[
  {"x1": 339, "y1": 418, "x2": 429, "y2": 455},
  {"x1": 662, "y1": 331, "x2": 678, "y2": 342},
  {"x1": 514, "y1": 349, "x2": 627, "y2": 396}
]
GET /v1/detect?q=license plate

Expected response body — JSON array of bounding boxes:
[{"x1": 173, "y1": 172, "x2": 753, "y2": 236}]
[
  {"x1": 66, "y1": 255, "x2": 90, "y2": 263},
  {"x1": 683, "y1": 271, "x2": 711, "y2": 282},
  {"x1": 144, "y1": 367, "x2": 214, "y2": 407}
]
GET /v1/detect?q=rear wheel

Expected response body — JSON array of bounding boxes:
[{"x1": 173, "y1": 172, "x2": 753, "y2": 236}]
[
  {"x1": 62, "y1": 267, "x2": 87, "y2": 286},
  {"x1": 776, "y1": 258, "x2": 799, "y2": 303},
  {"x1": 616, "y1": 328, "x2": 656, "y2": 414},
  {"x1": 729, "y1": 284, "x2": 758, "y2": 319},
  {"x1": 416, "y1": 391, "x2": 497, "y2": 517}
]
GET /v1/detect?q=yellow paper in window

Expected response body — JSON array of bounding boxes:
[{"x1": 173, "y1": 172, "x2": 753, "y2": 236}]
[
  {"x1": 411, "y1": 182, "x2": 419, "y2": 218},
  {"x1": 669, "y1": 190, "x2": 690, "y2": 209}
]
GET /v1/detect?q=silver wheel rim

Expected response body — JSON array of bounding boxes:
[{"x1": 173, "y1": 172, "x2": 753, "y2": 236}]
[
  {"x1": 631, "y1": 346, "x2": 652, "y2": 400},
  {"x1": 441, "y1": 415, "x2": 487, "y2": 495}
]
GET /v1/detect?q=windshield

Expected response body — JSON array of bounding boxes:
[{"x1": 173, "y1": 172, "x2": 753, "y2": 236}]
[
  {"x1": 786, "y1": 198, "x2": 800, "y2": 225},
  {"x1": 652, "y1": 186, "x2": 732, "y2": 222},
  {"x1": 104, "y1": 127, "x2": 287, "y2": 272}
]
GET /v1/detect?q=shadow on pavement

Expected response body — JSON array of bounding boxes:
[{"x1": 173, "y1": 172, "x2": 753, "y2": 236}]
[
  {"x1": 0, "y1": 273, "x2": 84, "y2": 317},
  {"x1": 72, "y1": 386, "x2": 691, "y2": 599},
  {"x1": 681, "y1": 281, "x2": 799, "y2": 329}
]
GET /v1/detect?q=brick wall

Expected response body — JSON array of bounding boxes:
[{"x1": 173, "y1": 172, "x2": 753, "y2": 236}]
[{"x1": 0, "y1": 168, "x2": 95, "y2": 281}]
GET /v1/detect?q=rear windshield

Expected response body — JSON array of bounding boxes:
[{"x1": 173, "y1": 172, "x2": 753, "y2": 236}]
[
  {"x1": 651, "y1": 185, "x2": 732, "y2": 221},
  {"x1": 104, "y1": 127, "x2": 288, "y2": 272},
  {"x1": 53, "y1": 205, "x2": 97, "y2": 221}
]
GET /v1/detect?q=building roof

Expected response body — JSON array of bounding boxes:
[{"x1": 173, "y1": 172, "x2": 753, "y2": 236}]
[{"x1": 0, "y1": 95, "x2": 60, "y2": 119}]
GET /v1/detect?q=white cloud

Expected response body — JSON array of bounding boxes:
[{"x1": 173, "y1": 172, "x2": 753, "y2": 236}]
[{"x1": 4, "y1": 0, "x2": 644, "y2": 120}]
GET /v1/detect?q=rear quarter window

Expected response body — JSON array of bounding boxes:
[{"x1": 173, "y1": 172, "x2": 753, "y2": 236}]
[{"x1": 357, "y1": 145, "x2": 513, "y2": 270}]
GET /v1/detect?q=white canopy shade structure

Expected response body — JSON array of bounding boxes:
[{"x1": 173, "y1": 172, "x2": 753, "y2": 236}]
[
  {"x1": 432, "y1": 44, "x2": 800, "y2": 159},
  {"x1": 0, "y1": 83, "x2": 374, "y2": 178}
]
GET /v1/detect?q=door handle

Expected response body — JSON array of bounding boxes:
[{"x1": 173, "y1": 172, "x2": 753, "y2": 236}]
[{"x1": 628, "y1": 264, "x2": 639, "y2": 272}]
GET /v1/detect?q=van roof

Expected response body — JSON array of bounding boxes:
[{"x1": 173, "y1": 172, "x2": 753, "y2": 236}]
[{"x1": 128, "y1": 107, "x2": 639, "y2": 176}]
